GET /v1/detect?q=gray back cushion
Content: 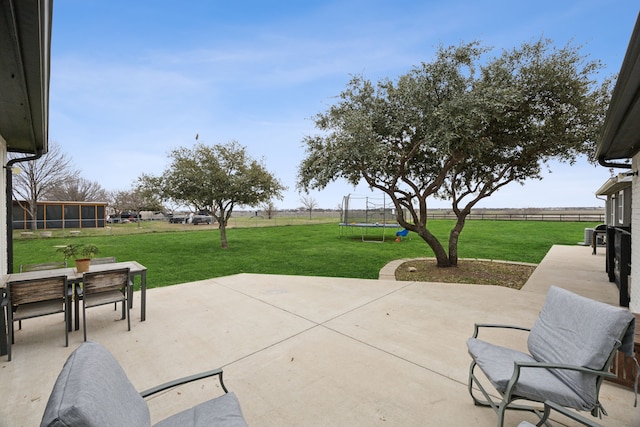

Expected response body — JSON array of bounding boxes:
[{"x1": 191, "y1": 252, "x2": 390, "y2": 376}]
[
  {"x1": 527, "y1": 286, "x2": 633, "y2": 407},
  {"x1": 41, "y1": 341, "x2": 151, "y2": 427}
]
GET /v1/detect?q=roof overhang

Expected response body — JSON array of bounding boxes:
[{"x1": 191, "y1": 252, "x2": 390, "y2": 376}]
[
  {"x1": 595, "y1": 173, "x2": 633, "y2": 196},
  {"x1": 0, "y1": 0, "x2": 52, "y2": 155},
  {"x1": 596, "y1": 12, "x2": 640, "y2": 165}
]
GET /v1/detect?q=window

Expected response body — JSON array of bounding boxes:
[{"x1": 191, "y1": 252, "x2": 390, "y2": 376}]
[{"x1": 618, "y1": 190, "x2": 625, "y2": 224}]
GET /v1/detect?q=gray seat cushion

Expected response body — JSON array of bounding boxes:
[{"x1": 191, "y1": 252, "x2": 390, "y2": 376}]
[
  {"x1": 154, "y1": 392, "x2": 248, "y2": 427},
  {"x1": 467, "y1": 338, "x2": 589, "y2": 410},
  {"x1": 41, "y1": 341, "x2": 151, "y2": 427}
]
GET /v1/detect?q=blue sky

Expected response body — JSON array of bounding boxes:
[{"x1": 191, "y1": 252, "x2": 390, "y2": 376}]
[{"x1": 50, "y1": 1, "x2": 638, "y2": 210}]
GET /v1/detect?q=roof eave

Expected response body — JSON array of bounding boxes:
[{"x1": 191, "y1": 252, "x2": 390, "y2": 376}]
[
  {"x1": 0, "y1": 0, "x2": 52, "y2": 155},
  {"x1": 596, "y1": 12, "x2": 640, "y2": 163},
  {"x1": 595, "y1": 174, "x2": 633, "y2": 196}
]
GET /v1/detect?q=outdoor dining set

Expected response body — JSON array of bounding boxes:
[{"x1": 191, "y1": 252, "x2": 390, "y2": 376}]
[
  {"x1": 1, "y1": 258, "x2": 251, "y2": 426},
  {"x1": 0, "y1": 259, "x2": 147, "y2": 361}
]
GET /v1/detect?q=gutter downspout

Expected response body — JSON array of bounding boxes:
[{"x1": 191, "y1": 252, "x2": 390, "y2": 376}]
[
  {"x1": 5, "y1": 150, "x2": 43, "y2": 273},
  {"x1": 598, "y1": 156, "x2": 632, "y2": 169}
]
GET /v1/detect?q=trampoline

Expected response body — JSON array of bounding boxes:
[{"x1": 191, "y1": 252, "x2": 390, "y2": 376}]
[{"x1": 339, "y1": 194, "x2": 402, "y2": 242}]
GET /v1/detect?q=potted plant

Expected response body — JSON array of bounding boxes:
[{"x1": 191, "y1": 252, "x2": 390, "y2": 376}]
[{"x1": 57, "y1": 244, "x2": 100, "y2": 273}]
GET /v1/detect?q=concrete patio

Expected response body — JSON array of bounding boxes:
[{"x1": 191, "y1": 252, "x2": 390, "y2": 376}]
[{"x1": 1, "y1": 245, "x2": 637, "y2": 426}]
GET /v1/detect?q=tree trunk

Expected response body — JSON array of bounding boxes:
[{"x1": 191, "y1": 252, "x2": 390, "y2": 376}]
[
  {"x1": 448, "y1": 211, "x2": 469, "y2": 266},
  {"x1": 28, "y1": 201, "x2": 38, "y2": 230},
  {"x1": 417, "y1": 229, "x2": 452, "y2": 267},
  {"x1": 448, "y1": 230, "x2": 460, "y2": 266},
  {"x1": 218, "y1": 220, "x2": 229, "y2": 249}
]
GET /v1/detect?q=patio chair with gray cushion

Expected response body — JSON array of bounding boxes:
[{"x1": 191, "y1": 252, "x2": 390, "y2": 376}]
[
  {"x1": 467, "y1": 286, "x2": 636, "y2": 427},
  {"x1": 40, "y1": 341, "x2": 248, "y2": 427}
]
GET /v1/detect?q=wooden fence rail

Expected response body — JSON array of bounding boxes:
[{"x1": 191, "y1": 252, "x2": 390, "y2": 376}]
[{"x1": 426, "y1": 213, "x2": 605, "y2": 222}]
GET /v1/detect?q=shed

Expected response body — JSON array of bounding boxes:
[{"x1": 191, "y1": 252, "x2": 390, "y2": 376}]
[{"x1": 12, "y1": 200, "x2": 107, "y2": 229}]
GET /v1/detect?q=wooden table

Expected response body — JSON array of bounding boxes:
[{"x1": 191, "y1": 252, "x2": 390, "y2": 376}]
[{"x1": 0, "y1": 261, "x2": 147, "y2": 356}]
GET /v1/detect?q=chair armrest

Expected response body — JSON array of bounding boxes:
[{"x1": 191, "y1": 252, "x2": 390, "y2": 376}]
[
  {"x1": 514, "y1": 361, "x2": 617, "y2": 379},
  {"x1": 473, "y1": 323, "x2": 531, "y2": 338},
  {"x1": 504, "y1": 360, "x2": 617, "y2": 404},
  {"x1": 140, "y1": 368, "x2": 228, "y2": 398}
]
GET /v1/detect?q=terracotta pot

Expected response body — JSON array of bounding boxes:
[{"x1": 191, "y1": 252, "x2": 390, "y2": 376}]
[{"x1": 75, "y1": 258, "x2": 91, "y2": 273}]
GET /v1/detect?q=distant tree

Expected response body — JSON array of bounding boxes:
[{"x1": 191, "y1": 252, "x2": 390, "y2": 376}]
[
  {"x1": 298, "y1": 39, "x2": 612, "y2": 267},
  {"x1": 261, "y1": 200, "x2": 277, "y2": 219},
  {"x1": 132, "y1": 177, "x2": 166, "y2": 212},
  {"x1": 47, "y1": 177, "x2": 109, "y2": 202},
  {"x1": 142, "y1": 141, "x2": 286, "y2": 248},
  {"x1": 299, "y1": 195, "x2": 318, "y2": 220},
  {"x1": 107, "y1": 190, "x2": 133, "y2": 220},
  {"x1": 9, "y1": 141, "x2": 78, "y2": 229},
  {"x1": 108, "y1": 187, "x2": 163, "y2": 222}
]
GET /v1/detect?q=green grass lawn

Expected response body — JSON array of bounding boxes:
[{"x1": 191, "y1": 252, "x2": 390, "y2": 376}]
[{"x1": 12, "y1": 220, "x2": 598, "y2": 288}]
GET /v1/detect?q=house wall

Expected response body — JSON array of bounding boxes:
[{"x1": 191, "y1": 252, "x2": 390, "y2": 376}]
[{"x1": 631, "y1": 155, "x2": 640, "y2": 313}]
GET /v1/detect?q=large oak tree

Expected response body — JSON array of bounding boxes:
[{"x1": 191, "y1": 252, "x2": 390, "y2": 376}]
[
  {"x1": 298, "y1": 39, "x2": 612, "y2": 267},
  {"x1": 143, "y1": 141, "x2": 285, "y2": 248}
]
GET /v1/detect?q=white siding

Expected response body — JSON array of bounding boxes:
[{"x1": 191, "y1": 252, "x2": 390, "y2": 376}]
[{"x1": 631, "y1": 154, "x2": 640, "y2": 312}]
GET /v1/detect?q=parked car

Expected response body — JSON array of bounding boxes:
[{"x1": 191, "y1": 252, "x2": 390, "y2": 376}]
[
  {"x1": 106, "y1": 215, "x2": 121, "y2": 224},
  {"x1": 191, "y1": 214, "x2": 213, "y2": 225},
  {"x1": 167, "y1": 211, "x2": 214, "y2": 225},
  {"x1": 120, "y1": 211, "x2": 140, "y2": 222},
  {"x1": 168, "y1": 214, "x2": 188, "y2": 224}
]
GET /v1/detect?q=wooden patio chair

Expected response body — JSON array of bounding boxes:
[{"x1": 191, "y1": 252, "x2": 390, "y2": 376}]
[
  {"x1": 89, "y1": 256, "x2": 128, "y2": 310},
  {"x1": 17, "y1": 261, "x2": 68, "y2": 330},
  {"x1": 90, "y1": 256, "x2": 117, "y2": 265},
  {"x1": 79, "y1": 268, "x2": 131, "y2": 341},
  {"x1": 19, "y1": 261, "x2": 67, "y2": 272},
  {"x1": 467, "y1": 286, "x2": 636, "y2": 427},
  {"x1": 3, "y1": 275, "x2": 70, "y2": 361}
]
